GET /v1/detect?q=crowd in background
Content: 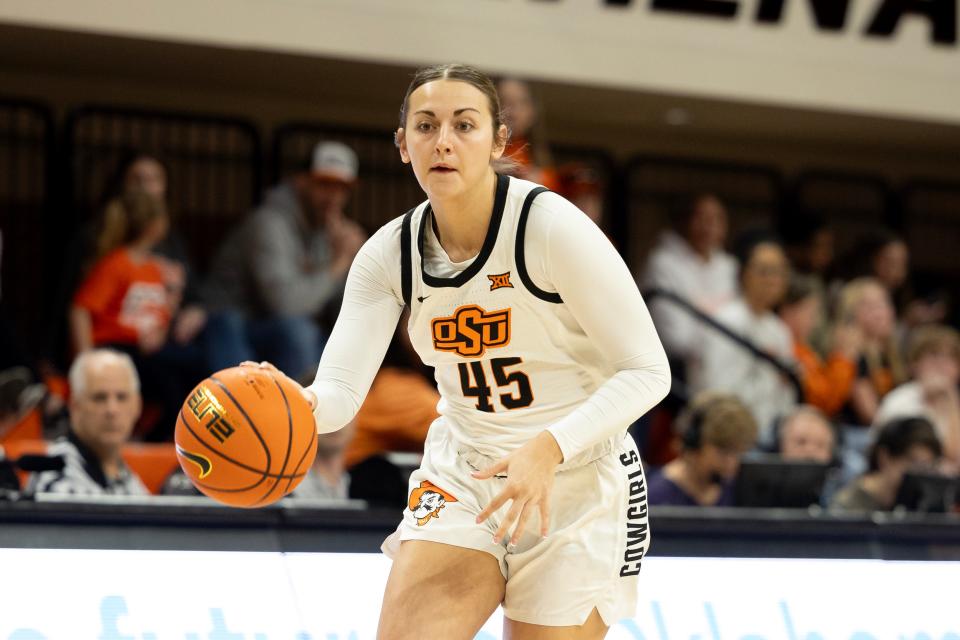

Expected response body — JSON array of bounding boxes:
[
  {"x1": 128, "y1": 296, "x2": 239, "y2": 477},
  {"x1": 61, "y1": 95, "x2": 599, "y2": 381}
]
[{"x1": 0, "y1": 77, "x2": 957, "y2": 518}]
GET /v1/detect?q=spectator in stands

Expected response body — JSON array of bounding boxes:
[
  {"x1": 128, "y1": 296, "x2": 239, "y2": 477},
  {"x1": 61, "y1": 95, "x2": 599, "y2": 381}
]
[
  {"x1": 648, "y1": 392, "x2": 758, "y2": 507},
  {"x1": 53, "y1": 152, "x2": 208, "y2": 365},
  {"x1": 779, "y1": 212, "x2": 835, "y2": 352},
  {"x1": 497, "y1": 77, "x2": 607, "y2": 225},
  {"x1": 849, "y1": 229, "x2": 909, "y2": 295},
  {"x1": 843, "y1": 229, "x2": 946, "y2": 328},
  {"x1": 835, "y1": 277, "x2": 904, "y2": 426},
  {"x1": 780, "y1": 212, "x2": 834, "y2": 281},
  {"x1": 29, "y1": 349, "x2": 148, "y2": 496},
  {"x1": 777, "y1": 405, "x2": 836, "y2": 465},
  {"x1": 496, "y1": 77, "x2": 560, "y2": 191},
  {"x1": 779, "y1": 275, "x2": 861, "y2": 418},
  {"x1": 695, "y1": 231, "x2": 795, "y2": 444},
  {"x1": 92, "y1": 153, "x2": 169, "y2": 267},
  {"x1": 295, "y1": 419, "x2": 356, "y2": 500},
  {"x1": 202, "y1": 141, "x2": 366, "y2": 380},
  {"x1": 873, "y1": 324, "x2": 960, "y2": 468},
  {"x1": 829, "y1": 416, "x2": 942, "y2": 512},
  {"x1": 106, "y1": 152, "x2": 209, "y2": 353},
  {"x1": 71, "y1": 192, "x2": 172, "y2": 356},
  {"x1": 70, "y1": 191, "x2": 195, "y2": 439},
  {"x1": 641, "y1": 193, "x2": 738, "y2": 376}
]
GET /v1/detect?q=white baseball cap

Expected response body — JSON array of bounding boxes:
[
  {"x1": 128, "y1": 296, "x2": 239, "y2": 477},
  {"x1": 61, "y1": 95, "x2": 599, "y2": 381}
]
[{"x1": 310, "y1": 141, "x2": 358, "y2": 184}]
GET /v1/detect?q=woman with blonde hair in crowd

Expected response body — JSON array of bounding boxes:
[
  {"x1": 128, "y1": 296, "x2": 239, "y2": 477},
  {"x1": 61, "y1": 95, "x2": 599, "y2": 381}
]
[{"x1": 835, "y1": 277, "x2": 905, "y2": 427}]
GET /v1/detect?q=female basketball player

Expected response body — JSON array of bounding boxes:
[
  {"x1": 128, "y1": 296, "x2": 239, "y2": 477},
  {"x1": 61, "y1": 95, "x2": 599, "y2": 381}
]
[{"x1": 251, "y1": 64, "x2": 669, "y2": 639}]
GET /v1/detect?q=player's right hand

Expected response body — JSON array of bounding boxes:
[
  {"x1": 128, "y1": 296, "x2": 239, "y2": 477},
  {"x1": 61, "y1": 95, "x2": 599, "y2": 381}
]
[
  {"x1": 239, "y1": 360, "x2": 318, "y2": 411},
  {"x1": 473, "y1": 430, "x2": 563, "y2": 545}
]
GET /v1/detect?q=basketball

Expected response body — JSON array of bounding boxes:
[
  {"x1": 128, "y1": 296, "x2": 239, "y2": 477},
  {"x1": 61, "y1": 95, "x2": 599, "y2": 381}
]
[{"x1": 174, "y1": 366, "x2": 317, "y2": 508}]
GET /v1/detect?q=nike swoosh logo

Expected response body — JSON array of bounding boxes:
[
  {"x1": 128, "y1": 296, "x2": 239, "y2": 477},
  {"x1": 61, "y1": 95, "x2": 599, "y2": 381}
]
[
  {"x1": 417, "y1": 295, "x2": 431, "y2": 302},
  {"x1": 177, "y1": 445, "x2": 212, "y2": 479}
]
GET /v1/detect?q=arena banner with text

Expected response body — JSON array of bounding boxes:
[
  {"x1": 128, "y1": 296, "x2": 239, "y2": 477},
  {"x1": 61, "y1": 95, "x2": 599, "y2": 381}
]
[
  {"x1": 0, "y1": 549, "x2": 957, "y2": 639},
  {"x1": 0, "y1": 0, "x2": 958, "y2": 124}
]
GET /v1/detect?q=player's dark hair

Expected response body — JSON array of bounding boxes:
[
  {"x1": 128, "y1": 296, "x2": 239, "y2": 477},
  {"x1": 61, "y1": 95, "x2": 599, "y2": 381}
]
[
  {"x1": 397, "y1": 63, "x2": 513, "y2": 173},
  {"x1": 868, "y1": 416, "x2": 942, "y2": 472}
]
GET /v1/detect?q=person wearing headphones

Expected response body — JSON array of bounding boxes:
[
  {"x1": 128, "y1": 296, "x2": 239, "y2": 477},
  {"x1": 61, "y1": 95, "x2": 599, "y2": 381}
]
[
  {"x1": 648, "y1": 392, "x2": 758, "y2": 506},
  {"x1": 829, "y1": 416, "x2": 942, "y2": 513}
]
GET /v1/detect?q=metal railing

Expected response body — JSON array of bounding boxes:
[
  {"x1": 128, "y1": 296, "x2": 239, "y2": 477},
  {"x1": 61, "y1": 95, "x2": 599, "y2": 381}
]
[{"x1": 644, "y1": 287, "x2": 803, "y2": 401}]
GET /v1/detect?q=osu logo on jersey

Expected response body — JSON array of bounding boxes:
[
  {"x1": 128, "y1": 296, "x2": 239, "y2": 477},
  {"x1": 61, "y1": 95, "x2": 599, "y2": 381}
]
[
  {"x1": 487, "y1": 271, "x2": 513, "y2": 291},
  {"x1": 409, "y1": 481, "x2": 458, "y2": 526},
  {"x1": 432, "y1": 304, "x2": 511, "y2": 358}
]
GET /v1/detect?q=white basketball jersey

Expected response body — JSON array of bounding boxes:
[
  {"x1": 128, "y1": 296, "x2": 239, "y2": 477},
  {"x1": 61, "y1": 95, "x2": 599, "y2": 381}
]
[{"x1": 400, "y1": 175, "x2": 616, "y2": 467}]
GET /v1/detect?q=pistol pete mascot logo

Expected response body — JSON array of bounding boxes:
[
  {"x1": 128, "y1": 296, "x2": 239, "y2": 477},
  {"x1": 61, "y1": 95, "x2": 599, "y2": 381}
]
[{"x1": 409, "y1": 481, "x2": 458, "y2": 526}]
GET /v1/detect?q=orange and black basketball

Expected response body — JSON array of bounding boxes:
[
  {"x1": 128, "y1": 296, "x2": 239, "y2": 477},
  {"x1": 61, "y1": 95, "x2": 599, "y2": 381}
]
[{"x1": 174, "y1": 366, "x2": 317, "y2": 508}]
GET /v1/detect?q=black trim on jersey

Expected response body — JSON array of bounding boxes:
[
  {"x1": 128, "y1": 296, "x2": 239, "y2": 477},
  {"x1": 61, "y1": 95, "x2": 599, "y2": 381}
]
[
  {"x1": 516, "y1": 187, "x2": 563, "y2": 304},
  {"x1": 400, "y1": 206, "x2": 416, "y2": 307},
  {"x1": 417, "y1": 173, "x2": 509, "y2": 288}
]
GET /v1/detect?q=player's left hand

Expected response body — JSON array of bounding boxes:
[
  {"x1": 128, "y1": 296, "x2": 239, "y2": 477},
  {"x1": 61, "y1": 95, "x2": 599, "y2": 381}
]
[{"x1": 473, "y1": 430, "x2": 563, "y2": 545}]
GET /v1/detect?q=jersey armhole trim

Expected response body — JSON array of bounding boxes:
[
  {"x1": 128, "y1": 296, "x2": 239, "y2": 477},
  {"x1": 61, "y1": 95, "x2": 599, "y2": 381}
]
[
  {"x1": 515, "y1": 187, "x2": 563, "y2": 304},
  {"x1": 400, "y1": 207, "x2": 415, "y2": 307}
]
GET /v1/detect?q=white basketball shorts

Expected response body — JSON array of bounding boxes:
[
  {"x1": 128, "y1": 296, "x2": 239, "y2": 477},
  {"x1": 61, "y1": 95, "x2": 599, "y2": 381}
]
[{"x1": 382, "y1": 420, "x2": 651, "y2": 626}]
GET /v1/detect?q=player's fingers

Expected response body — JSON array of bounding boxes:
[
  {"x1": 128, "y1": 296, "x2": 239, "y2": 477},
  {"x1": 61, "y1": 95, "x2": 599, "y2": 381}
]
[
  {"x1": 258, "y1": 360, "x2": 280, "y2": 372},
  {"x1": 301, "y1": 387, "x2": 318, "y2": 411},
  {"x1": 510, "y1": 502, "x2": 533, "y2": 546},
  {"x1": 471, "y1": 458, "x2": 508, "y2": 480},
  {"x1": 494, "y1": 498, "x2": 525, "y2": 544},
  {"x1": 239, "y1": 360, "x2": 259, "y2": 368},
  {"x1": 476, "y1": 488, "x2": 512, "y2": 524},
  {"x1": 539, "y1": 499, "x2": 551, "y2": 537}
]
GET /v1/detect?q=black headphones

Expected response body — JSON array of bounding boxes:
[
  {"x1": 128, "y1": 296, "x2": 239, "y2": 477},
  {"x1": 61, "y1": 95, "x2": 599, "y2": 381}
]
[{"x1": 681, "y1": 397, "x2": 720, "y2": 451}]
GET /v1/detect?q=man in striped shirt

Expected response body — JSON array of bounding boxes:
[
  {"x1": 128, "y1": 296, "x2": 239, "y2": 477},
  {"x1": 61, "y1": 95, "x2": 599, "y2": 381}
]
[{"x1": 29, "y1": 349, "x2": 147, "y2": 496}]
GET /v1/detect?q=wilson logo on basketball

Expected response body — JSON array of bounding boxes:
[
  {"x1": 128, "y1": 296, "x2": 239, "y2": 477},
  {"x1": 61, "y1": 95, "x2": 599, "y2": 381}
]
[
  {"x1": 187, "y1": 386, "x2": 235, "y2": 444},
  {"x1": 431, "y1": 304, "x2": 511, "y2": 358},
  {"x1": 487, "y1": 271, "x2": 513, "y2": 291},
  {"x1": 409, "y1": 480, "x2": 458, "y2": 526}
]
